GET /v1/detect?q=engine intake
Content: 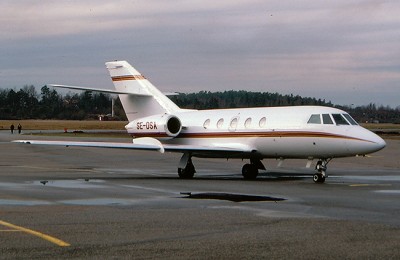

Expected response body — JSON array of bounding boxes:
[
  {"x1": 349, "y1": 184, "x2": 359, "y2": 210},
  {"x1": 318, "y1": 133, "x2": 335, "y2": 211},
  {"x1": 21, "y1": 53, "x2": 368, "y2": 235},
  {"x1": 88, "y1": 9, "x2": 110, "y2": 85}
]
[
  {"x1": 166, "y1": 116, "x2": 181, "y2": 135},
  {"x1": 126, "y1": 114, "x2": 182, "y2": 139}
]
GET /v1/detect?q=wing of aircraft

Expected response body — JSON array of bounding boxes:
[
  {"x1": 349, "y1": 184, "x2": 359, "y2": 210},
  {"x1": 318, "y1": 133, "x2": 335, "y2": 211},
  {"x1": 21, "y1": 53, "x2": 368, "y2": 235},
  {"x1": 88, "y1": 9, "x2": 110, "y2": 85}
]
[{"x1": 12, "y1": 139, "x2": 253, "y2": 157}]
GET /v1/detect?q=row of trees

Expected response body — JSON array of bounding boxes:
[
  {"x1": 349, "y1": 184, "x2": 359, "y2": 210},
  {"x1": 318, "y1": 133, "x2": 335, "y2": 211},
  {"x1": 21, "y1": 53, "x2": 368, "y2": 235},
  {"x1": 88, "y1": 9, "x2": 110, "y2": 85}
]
[
  {"x1": 170, "y1": 90, "x2": 333, "y2": 110},
  {"x1": 0, "y1": 85, "x2": 123, "y2": 120},
  {"x1": 170, "y1": 91, "x2": 400, "y2": 123},
  {"x1": 1, "y1": 86, "x2": 399, "y2": 123}
]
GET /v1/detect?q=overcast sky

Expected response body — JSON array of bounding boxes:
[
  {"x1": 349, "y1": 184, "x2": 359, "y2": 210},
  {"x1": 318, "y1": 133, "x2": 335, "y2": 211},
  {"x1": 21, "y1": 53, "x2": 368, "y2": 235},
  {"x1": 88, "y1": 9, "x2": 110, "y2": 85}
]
[{"x1": 1, "y1": 0, "x2": 399, "y2": 107}]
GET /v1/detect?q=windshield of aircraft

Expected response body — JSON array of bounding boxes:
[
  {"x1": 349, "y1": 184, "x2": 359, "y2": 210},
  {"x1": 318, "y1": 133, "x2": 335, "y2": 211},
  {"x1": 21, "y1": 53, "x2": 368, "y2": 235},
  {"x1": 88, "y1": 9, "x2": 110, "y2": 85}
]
[
  {"x1": 342, "y1": 113, "x2": 358, "y2": 125},
  {"x1": 307, "y1": 113, "x2": 358, "y2": 125}
]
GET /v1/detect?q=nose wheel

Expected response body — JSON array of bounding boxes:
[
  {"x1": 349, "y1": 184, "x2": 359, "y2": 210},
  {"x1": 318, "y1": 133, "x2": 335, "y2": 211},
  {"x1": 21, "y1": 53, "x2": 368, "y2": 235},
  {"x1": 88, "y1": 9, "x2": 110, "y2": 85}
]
[
  {"x1": 313, "y1": 172, "x2": 326, "y2": 183},
  {"x1": 313, "y1": 159, "x2": 330, "y2": 183}
]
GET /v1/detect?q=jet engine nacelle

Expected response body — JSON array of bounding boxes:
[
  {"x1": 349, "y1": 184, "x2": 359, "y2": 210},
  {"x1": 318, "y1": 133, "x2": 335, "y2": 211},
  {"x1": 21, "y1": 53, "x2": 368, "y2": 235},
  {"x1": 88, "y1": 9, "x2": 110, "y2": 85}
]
[{"x1": 126, "y1": 114, "x2": 182, "y2": 139}]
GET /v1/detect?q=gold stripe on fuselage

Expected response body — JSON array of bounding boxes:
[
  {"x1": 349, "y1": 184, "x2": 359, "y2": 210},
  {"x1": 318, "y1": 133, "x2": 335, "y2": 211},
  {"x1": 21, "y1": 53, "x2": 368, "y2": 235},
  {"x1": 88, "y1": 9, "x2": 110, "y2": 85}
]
[{"x1": 130, "y1": 131, "x2": 375, "y2": 143}]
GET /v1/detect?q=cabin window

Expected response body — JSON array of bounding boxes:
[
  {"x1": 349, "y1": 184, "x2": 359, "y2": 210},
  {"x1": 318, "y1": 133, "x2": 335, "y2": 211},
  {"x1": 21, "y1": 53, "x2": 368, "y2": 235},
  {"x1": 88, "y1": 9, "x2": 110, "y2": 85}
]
[
  {"x1": 332, "y1": 114, "x2": 349, "y2": 125},
  {"x1": 259, "y1": 117, "x2": 266, "y2": 128},
  {"x1": 203, "y1": 119, "x2": 210, "y2": 129},
  {"x1": 230, "y1": 118, "x2": 238, "y2": 129},
  {"x1": 244, "y1": 118, "x2": 252, "y2": 128},
  {"x1": 307, "y1": 114, "x2": 321, "y2": 124},
  {"x1": 217, "y1": 118, "x2": 224, "y2": 128},
  {"x1": 322, "y1": 114, "x2": 334, "y2": 124},
  {"x1": 343, "y1": 114, "x2": 358, "y2": 125}
]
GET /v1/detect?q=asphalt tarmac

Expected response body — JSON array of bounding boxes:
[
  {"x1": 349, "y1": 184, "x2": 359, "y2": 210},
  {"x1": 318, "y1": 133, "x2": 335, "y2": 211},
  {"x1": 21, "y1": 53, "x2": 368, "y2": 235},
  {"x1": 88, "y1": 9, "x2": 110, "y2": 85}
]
[{"x1": 0, "y1": 130, "x2": 399, "y2": 259}]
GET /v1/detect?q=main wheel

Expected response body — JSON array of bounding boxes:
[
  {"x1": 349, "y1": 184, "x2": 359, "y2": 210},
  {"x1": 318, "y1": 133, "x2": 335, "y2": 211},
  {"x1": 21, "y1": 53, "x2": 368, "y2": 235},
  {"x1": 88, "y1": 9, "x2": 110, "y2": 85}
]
[
  {"x1": 178, "y1": 164, "x2": 195, "y2": 179},
  {"x1": 242, "y1": 164, "x2": 258, "y2": 180}
]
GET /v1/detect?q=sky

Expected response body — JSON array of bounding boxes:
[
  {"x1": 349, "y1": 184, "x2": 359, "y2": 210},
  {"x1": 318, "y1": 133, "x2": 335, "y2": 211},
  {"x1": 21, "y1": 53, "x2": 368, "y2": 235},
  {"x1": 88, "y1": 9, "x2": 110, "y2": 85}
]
[{"x1": 1, "y1": 0, "x2": 399, "y2": 107}]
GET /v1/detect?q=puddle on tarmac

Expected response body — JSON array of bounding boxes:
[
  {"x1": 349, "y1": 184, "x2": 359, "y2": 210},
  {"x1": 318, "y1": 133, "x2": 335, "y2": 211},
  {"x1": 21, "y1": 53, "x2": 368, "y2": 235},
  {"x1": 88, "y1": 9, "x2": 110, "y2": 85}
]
[
  {"x1": 181, "y1": 192, "x2": 286, "y2": 202},
  {"x1": 374, "y1": 190, "x2": 400, "y2": 194},
  {"x1": 60, "y1": 198, "x2": 138, "y2": 206},
  {"x1": 33, "y1": 179, "x2": 106, "y2": 189}
]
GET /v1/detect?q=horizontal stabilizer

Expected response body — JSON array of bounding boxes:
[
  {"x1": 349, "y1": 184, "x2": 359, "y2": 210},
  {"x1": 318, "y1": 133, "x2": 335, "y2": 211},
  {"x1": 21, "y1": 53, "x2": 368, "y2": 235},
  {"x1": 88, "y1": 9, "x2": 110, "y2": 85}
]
[
  {"x1": 48, "y1": 84, "x2": 152, "y2": 96},
  {"x1": 49, "y1": 84, "x2": 177, "y2": 96}
]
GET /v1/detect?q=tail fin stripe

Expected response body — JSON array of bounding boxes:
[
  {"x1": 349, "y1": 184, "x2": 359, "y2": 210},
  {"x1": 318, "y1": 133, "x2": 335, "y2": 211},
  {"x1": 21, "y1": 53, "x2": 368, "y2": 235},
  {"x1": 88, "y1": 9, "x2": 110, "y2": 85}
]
[{"x1": 112, "y1": 75, "x2": 147, "y2": 81}]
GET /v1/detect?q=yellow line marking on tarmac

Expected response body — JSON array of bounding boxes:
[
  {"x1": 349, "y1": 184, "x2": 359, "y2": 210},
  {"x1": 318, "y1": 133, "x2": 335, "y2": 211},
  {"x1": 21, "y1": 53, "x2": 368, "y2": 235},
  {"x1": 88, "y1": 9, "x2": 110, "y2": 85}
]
[
  {"x1": 0, "y1": 220, "x2": 70, "y2": 247},
  {"x1": 350, "y1": 184, "x2": 392, "y2": 187}
]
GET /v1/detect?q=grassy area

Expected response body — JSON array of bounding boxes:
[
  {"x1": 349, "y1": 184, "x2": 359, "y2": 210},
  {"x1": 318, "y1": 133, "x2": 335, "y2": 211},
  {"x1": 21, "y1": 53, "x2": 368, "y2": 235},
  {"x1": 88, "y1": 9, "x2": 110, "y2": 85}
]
[
  {"x1": 360, "y1": 123, "x2": 400, "y2": 130},
  {"x1": 0, "y1": 120, "x2": 128, "y2": 131}
]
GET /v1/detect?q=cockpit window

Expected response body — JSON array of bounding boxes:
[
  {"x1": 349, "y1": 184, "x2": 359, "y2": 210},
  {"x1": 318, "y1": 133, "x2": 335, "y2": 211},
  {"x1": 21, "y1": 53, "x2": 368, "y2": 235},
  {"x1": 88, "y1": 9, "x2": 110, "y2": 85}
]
[
  {"x1": 332, "y1": 114, "x2": 349, "y2": 125},
  {"x1": 322, "y1": 114, "x2": 334, "y2": 124},
  {"x1": 307, "y1": 114, "x2": 321, "y2": 124},
  {"x1": 342, "y1": 114, "x2": 358, "y2": 125}
]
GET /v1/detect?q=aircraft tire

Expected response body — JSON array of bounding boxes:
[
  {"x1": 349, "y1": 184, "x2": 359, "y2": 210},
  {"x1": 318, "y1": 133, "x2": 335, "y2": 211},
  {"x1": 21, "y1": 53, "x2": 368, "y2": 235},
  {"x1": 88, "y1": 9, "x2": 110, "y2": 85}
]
[
  {"x1": 178, "y1": 166, "x2": 195, "y2": 179},
  {"x1": 242, "y1": 164, "x2": 258, "y2": 180},
  {"x1": 313, "y1": 173, "x2": 325, "y2": 183}
]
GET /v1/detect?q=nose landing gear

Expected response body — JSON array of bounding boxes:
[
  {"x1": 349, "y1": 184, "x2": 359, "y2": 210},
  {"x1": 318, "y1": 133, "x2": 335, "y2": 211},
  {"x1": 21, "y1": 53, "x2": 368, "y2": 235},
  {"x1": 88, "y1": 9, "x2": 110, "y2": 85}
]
[{"x1": 313, "y1": 159, "x2": 331, "y2": 183}]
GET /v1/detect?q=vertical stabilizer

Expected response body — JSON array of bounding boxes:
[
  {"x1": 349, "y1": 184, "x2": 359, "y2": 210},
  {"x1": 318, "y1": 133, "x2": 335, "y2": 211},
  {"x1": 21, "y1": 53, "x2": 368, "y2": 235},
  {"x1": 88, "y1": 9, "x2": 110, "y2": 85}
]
[{"x1": 106, "y1": 61, "x2": 180, "y2": 121}]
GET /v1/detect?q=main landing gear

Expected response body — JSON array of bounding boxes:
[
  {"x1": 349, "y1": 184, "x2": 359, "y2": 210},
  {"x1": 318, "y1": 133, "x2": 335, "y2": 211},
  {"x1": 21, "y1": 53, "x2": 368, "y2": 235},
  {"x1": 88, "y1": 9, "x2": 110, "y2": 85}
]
[
  {"x1": 242, "y1": 158, "x2": 265, "y2": 180},
  {"x1": 313, "y1": 159, "x2": 331, "y2": 183},
  {"x1": 177, "y1": 154, "x2": 266, "y2": 180},
  {"x1": 178, "y1": 153, "x2": 196, "y2": 179}
]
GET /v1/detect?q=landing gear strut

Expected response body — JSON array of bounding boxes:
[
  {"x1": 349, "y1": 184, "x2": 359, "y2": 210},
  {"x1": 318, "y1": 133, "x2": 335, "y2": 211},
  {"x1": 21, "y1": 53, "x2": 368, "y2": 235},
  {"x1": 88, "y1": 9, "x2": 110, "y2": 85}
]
[
  {"x1": 178, "y1": 154, "x2": 196, "y2": 179},
  {"x1": 313, "y1": 159, "x2": 331, "y2": 183}
]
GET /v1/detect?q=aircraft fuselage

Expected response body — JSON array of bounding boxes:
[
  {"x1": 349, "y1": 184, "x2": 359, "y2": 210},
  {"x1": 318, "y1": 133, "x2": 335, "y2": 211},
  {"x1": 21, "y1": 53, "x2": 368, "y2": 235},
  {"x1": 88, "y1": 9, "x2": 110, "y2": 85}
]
[{"x1": 126, "y1": 106, "x2": 385, "y2": 159}]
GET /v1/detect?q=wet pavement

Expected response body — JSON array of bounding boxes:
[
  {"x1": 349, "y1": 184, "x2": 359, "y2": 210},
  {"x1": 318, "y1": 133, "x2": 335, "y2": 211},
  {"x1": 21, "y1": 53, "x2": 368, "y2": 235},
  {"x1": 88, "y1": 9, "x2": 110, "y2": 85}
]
[{"x1": 0, "y1": 130, "x2": 399, "y2": 259}]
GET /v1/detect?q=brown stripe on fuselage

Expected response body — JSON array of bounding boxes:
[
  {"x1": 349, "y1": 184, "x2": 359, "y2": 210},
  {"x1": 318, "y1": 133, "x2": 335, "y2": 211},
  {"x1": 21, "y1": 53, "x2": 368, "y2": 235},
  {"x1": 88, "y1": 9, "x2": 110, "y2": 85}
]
[
  {"x1": 131, "y1": 133, "x2": 171, "y2": 138},
  {"x1": 130, "y1": 131, "x2": 375, "y2": 143}
]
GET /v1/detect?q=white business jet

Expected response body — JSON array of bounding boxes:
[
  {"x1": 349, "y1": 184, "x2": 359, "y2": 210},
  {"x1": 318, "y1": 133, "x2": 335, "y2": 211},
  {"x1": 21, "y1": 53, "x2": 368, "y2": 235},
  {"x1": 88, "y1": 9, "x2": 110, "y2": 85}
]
[{"x1": 14, "y1": 61, "x2": 386, "y2": 183}]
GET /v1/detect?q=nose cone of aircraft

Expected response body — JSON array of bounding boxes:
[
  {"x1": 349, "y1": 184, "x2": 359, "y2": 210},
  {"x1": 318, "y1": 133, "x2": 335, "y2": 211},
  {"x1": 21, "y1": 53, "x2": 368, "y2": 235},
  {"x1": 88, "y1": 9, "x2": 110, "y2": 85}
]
[
  {"x1": 371, "y1": 132, "x2": 386, "y2": 152},
  {"x1": 362, "y1": 128, "x2": 386, "y2": 154},
  {"x1": 347, "y1": 126, "x2": 386, "y2": 155}
]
